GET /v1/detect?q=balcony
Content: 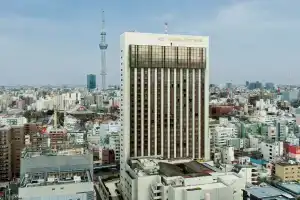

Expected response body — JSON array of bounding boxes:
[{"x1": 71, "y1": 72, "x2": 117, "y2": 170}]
[
  {"x1": 150, "y1": 192, "x2": 162, "y2": 200},
  {"x1": 150, "y1": 182, "x2": 162, "y2": 200}
]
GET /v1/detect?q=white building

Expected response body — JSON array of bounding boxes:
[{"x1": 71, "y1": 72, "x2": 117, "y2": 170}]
[
  {"x1": 114, "y1": 158, "x2": 246, "y2": 200},
  {"x1": 109, "y1": 132, "x2": 120, "y2": 161},
  {"x1": 54, "y1": 92, "x2": 82, "y2": 110},
  {"x1": 0, "y1": 115, "x2": 27, "y2": 126},
  {"x1": 261, "y1": 141, "x2": 284, "y2": 161},
  {"x1": 249, "y1": 136, "x2": 261, "y2": 150},
  {"x1": 64, "y1": 115, "x2": 79, "y2": 131},
  {"x1": 232, "y1": 164, "x2": 259, "y2": 184},
  {"x1": 35, "y1": 97, "x2": 54, "y2": 111},
  {"x1": 68, "y1": 131, "x2": 85, "y2": 144},
  {"x1": 211, "y1": 125, "x2": 237, "y2": 147},
  {"x1": 286, "y1": 134, "x2": 299, "y2": 146},
  {"x1": 221, "y1": 146, "x2": 234, "y2": 164},
  {"x1": 107, "y1": 120, "x2": 121, "y2": 133}
]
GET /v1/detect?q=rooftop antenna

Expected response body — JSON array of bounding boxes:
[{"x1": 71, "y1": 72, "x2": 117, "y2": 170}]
[
  {"x1": 54, "y1": 105, "x2": 58, "y2": 131},
  {"x1": 164, "y1": 22, "x2": 168, "y2": 34},
  {"x1": 63, "y1": 96, "x2": 67, "y2": 128}
]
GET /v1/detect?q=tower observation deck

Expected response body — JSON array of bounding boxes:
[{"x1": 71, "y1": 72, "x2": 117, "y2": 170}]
[{"x1": 99, "y1": 11, "x2": 108, "y2": 90}]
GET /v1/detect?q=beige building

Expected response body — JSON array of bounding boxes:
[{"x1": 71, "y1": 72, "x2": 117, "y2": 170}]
[{"x1": 275, "y1": 162, "x2": 300, "y2": 182}]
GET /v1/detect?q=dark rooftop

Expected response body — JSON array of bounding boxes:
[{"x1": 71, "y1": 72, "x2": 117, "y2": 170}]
[{"x1": 159, "y1": 161, "x2": 215, "y2": 177}]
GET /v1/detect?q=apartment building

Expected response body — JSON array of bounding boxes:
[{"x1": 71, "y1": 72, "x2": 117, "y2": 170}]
[
  {"x1": 261, "y1": 141, "x2": 284, "y2": 161},
  {"x1": 11, "y1": 126, "x2": 25, "y2": 178},
  {"x1": 275, "y1": 162, "x2": 300, "y2": 182},
  {"x1": 0, "y1": 125, "x2": 25, "y2": 180},
  {"x1": 0, "y1": 126, "x2": 12, "y2": 181},
  {"x1": 211, "y1": 125, "x2": 237, "y2": 147},
  {"x1": 24, "y1": 123, "x2": 41, "y2": 135},
  {"x1": 24, "y1": 123, "x2": 47, "y2": 149},
  {"x1": 109, "y1": 132, "x2": 120, "y2": 161},
  {"x1": 46, "y1": 127, "x2": 68, "y2": 149}
]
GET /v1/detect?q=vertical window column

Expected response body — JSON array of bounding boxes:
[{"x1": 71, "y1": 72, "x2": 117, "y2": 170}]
[
  {"x1": 186, "y1": 69, "x2": 189, "y2": 157},
  {"x1": 173, "y1": 68, "x2": 177, "y2": 158},
  {"x1": 134, "y1": 67, "x2": 138, "y2": 157},
  {"x1": 154, "y1": 68, "x2": 158, "y2": 156},
  {"x1": 180, "y1": 68, "x2": 183, "y2": 157},
  {"x1": 141, "y1": 67, "x2": 144, "y2": 157}
]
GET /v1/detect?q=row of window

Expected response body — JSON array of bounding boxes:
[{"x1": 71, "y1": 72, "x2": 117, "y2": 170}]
[{"x1": 131, "y1": 45, "x2": 205, "y2": 54}]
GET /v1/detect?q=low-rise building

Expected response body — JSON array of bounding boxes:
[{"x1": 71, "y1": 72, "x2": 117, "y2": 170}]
[
  {"x1": 243, "y1": 185, "x2": 295, "y2": 200},
  {"x1": 261, "y1": 141, "x2": 284, "y2": 161},
  {"x1": 275, "y1": 162, "x2": 300, "y2": 182},
  {"x1": 119, "y1": 158, "x2": 246, "y2": 200},
  {"x1": 232, "y1": 164, "x2": 259, "y2": 185},
  {"x1": 19, "y1": 146, "x2": 94, "y2": 200},
  {"x1": 98, "y1": 178, "x2": 120, "y2": 200}
]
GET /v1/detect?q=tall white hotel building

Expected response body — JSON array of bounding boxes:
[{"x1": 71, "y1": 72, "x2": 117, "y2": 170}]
[{"x1": 119, "y1": 32, "x2": 210, "y2": 198}]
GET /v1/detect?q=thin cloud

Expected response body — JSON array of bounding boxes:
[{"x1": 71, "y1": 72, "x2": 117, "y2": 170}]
[
  {"x1": 1, "y1": 0, "x2": 300, "y2": 85},
  {"x1": 153, "y1": 13, "x2": 175, "y2": 23},
  {"x1": 170, "y1": 0, "x2": 300, "y2": 84}
]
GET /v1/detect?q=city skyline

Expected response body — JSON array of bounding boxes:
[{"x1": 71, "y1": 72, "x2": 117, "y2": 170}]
[{"x1": 0, "y1": 0, "x2": 300, "y2": 85}]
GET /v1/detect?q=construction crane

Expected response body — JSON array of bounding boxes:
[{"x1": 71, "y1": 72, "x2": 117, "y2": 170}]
[{"x1": 99, "y1": 10, "x2": 108, "y2": 90}]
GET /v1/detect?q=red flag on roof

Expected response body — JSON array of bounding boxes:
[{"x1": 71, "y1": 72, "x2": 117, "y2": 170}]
[{"x1": 41, "y1": 127, "x2": 47, "y2": 134}]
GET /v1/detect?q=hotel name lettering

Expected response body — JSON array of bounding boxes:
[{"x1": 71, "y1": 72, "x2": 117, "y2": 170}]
[{"x1": 158, "y1": 37, "x2": 203, "y2": 43}]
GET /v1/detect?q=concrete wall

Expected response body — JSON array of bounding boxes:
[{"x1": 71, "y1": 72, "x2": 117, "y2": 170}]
[{"x1": 20, "y1": 154, "x2": 93, "y2": 178}]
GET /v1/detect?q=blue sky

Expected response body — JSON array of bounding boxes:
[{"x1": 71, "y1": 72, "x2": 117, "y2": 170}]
[{"x1": 0, "y1": 0, "x2": 300, "y2": 86}]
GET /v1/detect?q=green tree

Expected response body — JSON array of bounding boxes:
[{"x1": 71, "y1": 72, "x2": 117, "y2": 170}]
[{"x1": 23, "y1": 111, "x2": 32, "y2": 122}]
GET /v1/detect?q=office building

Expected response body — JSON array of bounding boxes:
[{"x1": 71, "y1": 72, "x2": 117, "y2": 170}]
[
  {"x1": 87, "y1": 74, "x2": 96, "y2": 90},
  {"x1": 265, "y1": 82, "x2": 275, "y2": 90},
  {"x1": 120, "y1": 32, "x2": 210, "y2": 199},
  {"x1": 0, "y1": 126, "x2": 12, "y2": 181}
]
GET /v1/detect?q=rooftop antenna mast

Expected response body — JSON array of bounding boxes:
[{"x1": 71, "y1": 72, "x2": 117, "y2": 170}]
[
  {"x1": 63, "y1": 96, "x2": 67, "y2": 128},
  {"x1": 53, "y1": 97, "x2": 58, "y2": 131},
  {"x1": 54, "y1": 106, "x2": 58, "y2": 130},
  {"x1": 164, "y1": 22, "x2": 168, "y2": 34},
  {"x1": 99, "y1": 10, "x2": 108, "y2": 90}
]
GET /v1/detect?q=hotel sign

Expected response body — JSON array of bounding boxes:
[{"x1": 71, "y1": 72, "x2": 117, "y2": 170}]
[{"x1": 158, "y1": 37, "x2": 203, "y2": 43}]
